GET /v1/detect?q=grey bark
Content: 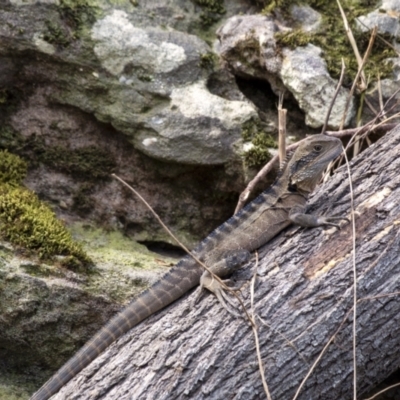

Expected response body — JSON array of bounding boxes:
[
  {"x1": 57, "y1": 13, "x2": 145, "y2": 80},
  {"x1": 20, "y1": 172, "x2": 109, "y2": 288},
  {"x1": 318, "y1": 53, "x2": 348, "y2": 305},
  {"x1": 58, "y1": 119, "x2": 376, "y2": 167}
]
[{"x1": 54, "y1": 126, "x2": 400, "y2": 400}]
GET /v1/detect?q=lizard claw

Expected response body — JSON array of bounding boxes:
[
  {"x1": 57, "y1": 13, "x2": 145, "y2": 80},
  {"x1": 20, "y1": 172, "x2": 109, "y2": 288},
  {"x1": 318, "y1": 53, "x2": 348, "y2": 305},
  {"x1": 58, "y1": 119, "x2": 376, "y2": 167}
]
[
  {"x1": 319, "y1": 216, "x2": 349, "y2": 230},
  {"x1": 199, "y1": 272, "x2": 241, "y2": 318}
]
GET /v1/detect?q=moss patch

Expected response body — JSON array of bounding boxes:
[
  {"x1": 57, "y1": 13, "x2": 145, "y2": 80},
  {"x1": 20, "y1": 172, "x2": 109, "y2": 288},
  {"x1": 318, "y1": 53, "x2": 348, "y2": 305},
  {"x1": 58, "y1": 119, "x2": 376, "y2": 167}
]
[
  {"x1": 242, "y1": 118, "x2": 277, "y2": 168},
  {"x1": 194, "y1": 0, "x2": 226, "y2": 27},
  {"x1": 264, "y1": 0, "x2": 396, "y2": 83},
  {"x1": 200, "y1": 51, "x2": 218, "y2": 70},
  {"x1": 40, "y1": 146, "x2": 116, "y2": 180},
  {"x1": 27, "y1": 137, "x2": 116, "y2": 180},
  {"x1": 43, "y1": 0, "x2": 101, "y2": 47},
  {"x1": 0, "y1": 149, "x2": 27, "y2": 185},
  {"x1": 0, "y1": 151, "x2": 91, "y2": 265}
]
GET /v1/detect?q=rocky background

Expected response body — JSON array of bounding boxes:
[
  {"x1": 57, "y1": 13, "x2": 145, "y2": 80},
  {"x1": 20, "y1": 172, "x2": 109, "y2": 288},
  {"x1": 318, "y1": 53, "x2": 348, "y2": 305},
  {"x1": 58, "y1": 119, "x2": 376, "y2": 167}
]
[{"x1": 0, "y1": 0, "x2": 399, "y2": 398}]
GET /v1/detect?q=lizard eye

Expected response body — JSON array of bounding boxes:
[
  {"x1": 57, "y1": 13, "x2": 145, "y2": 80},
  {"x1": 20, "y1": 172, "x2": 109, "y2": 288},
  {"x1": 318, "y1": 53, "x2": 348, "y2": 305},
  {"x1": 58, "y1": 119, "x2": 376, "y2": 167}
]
[{"x1": 313, "y1": 145, "x2": 323, "y2": 152}]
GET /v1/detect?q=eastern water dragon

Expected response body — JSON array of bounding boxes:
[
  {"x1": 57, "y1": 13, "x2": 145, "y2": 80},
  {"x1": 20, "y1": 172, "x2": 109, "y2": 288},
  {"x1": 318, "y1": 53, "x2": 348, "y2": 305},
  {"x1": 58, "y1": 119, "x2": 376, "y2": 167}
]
[{"x1": 31, "y1": 134, "x2": 346, "y2": 400}]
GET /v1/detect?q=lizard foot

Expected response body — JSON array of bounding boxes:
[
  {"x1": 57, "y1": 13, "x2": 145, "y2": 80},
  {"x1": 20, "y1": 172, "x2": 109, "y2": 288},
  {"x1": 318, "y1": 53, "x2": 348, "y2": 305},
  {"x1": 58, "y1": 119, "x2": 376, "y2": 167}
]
[
  {"x1": 200, "y1": 271, "x2": 241, "y2": 318},
  {"x1": 317, "y1": 216, "x2": 350, "y2": 229}
]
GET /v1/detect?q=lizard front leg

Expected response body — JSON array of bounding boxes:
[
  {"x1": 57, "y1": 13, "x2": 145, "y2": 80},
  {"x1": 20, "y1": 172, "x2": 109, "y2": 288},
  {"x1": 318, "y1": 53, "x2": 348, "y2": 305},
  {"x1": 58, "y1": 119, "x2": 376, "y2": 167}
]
[
  {"x1": 289, "y1": 205, "x2": 349, "y2": 229},
  {"x1": 196, "y1": 249, "x2": 251, "y2": 316}
]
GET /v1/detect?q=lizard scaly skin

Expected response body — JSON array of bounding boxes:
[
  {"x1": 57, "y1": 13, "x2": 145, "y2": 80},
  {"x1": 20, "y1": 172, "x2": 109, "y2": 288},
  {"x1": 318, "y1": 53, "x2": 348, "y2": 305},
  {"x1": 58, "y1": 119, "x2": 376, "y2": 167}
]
[{"x1": 31, "y1": 134, "x2": 344, "y2": 400}]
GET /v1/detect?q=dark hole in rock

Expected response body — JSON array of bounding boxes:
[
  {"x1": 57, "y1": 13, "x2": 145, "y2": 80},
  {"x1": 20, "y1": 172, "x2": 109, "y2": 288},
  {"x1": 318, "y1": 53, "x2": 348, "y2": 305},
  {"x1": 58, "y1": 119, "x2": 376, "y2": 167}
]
[
  {"x1": 138, "y1": 241, "x2": 186, "y2": 259},
  {"x1": 234, "y1": 75, "x2": 310, "y2": 134}
]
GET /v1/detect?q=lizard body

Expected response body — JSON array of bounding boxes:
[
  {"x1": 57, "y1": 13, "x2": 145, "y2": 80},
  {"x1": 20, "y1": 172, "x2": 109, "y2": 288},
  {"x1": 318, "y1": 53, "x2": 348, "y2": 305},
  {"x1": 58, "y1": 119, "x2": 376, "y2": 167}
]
[{"x1": 31, "y1": 134, "x2": 344, "y2": 400}]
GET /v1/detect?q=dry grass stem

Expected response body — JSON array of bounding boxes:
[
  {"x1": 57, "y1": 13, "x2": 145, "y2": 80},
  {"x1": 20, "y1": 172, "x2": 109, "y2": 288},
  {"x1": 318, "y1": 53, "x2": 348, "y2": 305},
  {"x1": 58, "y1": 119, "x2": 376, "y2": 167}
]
[
  {"x1": 340, "y1": 27, "x2": 377, "y2": 130},
  {"x1": 363, "y1": 382, "x2": 400, "y2": 400},
  {"x1": 356, "y1": 18, "x2": 400, "y2": 56},
  {"x1": 321, "y1": 58, "x2": 346, "y2": 135},
  {"x1": 292, "y1": 305, "x2": 354, "y2": 400},
  {"x1": 278, "y1": 92, "x2": 287, "y2": 166},
  {"x1": 342, "y1": 148, "x2": 358, "y2": 400},
  {"x1": 293, "y1": 287, "x2": 400, "y2": 400},
  {"x1": 377, "y1": 75, "x2": 387, "y2": 120},
  {"x1": 257, "y1": 316, "x2": 308, "y2": 365},
  {"x1": 112, "y1": 173, "x2": 255, "y2": 325},
  {"x1": 336, "y1": 0, "x2": 366, "y2": 90},
  {"x1": 250, "y1": 251, "x2": 272, "y2": 400}
]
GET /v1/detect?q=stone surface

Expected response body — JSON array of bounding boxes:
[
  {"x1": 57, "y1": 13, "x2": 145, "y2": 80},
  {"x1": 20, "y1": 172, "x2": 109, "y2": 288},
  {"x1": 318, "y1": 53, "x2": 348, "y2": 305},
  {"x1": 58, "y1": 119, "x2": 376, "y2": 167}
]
[
  {"x1": 0, "y1": 227, "x2": 167, "y2": 399},
  {"x1": 356, "y1": 1, "x2": 400, "y2": 39},
  {"x1": 290, "y1": 4, "x2": 322, "y2": 33},
  {"x1": 216, "y1": 15, "x2": 282, "y2": 88},
  {"x1": 217, "y1": 15, "x2": 355, "y2": 128},
  {"x1": 357, "y1": 11, "x2": 400, "y2": 37},
  {"x1": 281, "y1": 44, "x2": 354, "y2": 128}
]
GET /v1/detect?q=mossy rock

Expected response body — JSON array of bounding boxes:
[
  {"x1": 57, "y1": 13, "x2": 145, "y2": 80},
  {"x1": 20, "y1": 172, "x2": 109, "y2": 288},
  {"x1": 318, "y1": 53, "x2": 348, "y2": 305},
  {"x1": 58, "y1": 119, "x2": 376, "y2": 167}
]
[
  {"x1": 263, "y1": 0, "x2": 397, "y2": 83},
  {"x1": 242, "y1": 118, "x2": 277, "y2": 168},
  {"x1": 194, "y1": 0, "x2": 226, "y2": 27},
  {"x1": 0, "y1": 150, "x2": 91, "y2": 265}
]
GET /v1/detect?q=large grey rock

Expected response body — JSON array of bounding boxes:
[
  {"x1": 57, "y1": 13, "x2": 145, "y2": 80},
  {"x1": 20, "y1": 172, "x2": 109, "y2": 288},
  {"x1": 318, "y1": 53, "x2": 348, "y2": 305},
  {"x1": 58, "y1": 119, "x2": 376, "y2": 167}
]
[
  {"x1": 217, "y1": 15, "x2": 355, "y2": 129},
  {"x1": 1, "y1": 3, "x2": 257, "y2": 166},
  {"x1": 216, "y1": 15, "x2": 282, "y2": 85},
  {"x1": 49, "y1": 9, "x2": 255, "y2": 165},
  {"x1": 356, "y1": 0, "x2": 400, "y2": 38},
  {"x1": 290, "y1": 5, "x2": 322, "y2": 33},
  {"x1": 281, "y1": 44, "x2": 354, "y2": 128}
]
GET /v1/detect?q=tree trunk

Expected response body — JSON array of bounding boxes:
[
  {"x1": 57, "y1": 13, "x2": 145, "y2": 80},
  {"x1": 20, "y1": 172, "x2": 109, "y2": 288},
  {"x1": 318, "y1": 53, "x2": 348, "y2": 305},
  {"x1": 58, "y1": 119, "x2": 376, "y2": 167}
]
[{"x1": 54, "y1": 126, "x2": 400, "y2": 400}]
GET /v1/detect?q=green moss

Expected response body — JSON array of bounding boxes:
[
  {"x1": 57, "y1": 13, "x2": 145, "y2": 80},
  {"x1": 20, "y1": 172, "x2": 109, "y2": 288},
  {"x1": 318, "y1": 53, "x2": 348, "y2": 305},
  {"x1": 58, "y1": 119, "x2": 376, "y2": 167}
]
[
  {"x1": 60, "y1": 0, "x2": 100, "y2": 33},
  {"x1": 43, "y1": 0, "x2": 100, "y2": 47},
  {"x1": 265, "y1": 0, "x2": 396, "y2": 82},
  {"x1": 275, "y1": 29, "x2": 313, "y2": 47},
  {"x1": 0, "y1": 150, "x2": 27, "y2": 185},
  {"x1": 43, "y1": 20, "x2": 71, "y2": 47},
  {"x1": 200, "y1": 51, "x2": 218, "y2": 70},
  {"x1": 194, "y1": 0, "x2": 226, "y2": 27},
  {"x1": 28, "y1": 138, "x2": 116, "y2": 180},
  {"x1": 0, "y1": 151, "x2": 91, "y2": 265},
  {"x1": 0, "y1": 184, "x2": 91, "y2": 264},
  {"x1": 242, "y1": 118, "x2": 277, "y2": 168}
]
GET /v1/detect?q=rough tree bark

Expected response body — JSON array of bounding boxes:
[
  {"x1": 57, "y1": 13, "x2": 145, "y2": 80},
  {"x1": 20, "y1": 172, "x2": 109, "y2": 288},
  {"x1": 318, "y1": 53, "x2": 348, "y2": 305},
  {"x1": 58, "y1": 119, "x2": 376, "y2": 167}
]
[{"x1": 54, "y1": 126, "x2": 400, "y2": 400}]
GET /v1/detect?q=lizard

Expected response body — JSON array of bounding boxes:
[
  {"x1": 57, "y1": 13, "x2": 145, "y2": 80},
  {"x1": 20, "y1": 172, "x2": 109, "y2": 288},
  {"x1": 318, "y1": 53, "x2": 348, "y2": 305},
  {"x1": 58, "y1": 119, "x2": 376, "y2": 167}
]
[{"x1": 31, "y1": 134, "x2": 346, "y2": 400}]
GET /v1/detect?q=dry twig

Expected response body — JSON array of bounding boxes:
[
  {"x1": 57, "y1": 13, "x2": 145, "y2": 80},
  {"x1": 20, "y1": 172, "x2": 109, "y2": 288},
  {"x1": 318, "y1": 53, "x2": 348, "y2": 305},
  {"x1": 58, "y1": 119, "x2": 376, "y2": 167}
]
[
  {"x1": 340, "y1": 27, "x2": 377, "y2": 130},
  {"x1": 342, "y1": 148, "x2": 358, "y2": 400},
  {"x1": 321, "y1": 58, "x2": 346, "y2": 135},
  {"x1": 278, "y1": 92, "x2": 287, "y2": 166},
  {"x1": 250, "y1": 251, "x2": 272, "y2": 400},
  {"x1": 336, "y1": 0, "x2": 366, "y2": 90},
  {"x1": 363, "y1": 383, "x2": 400, "y2": 400}
]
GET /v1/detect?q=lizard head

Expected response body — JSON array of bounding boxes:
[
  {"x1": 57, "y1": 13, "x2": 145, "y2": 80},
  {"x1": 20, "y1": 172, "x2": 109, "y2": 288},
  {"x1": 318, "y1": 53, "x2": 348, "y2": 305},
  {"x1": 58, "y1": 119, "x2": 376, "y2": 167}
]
[{"x1": 286, "y1": 135, "x2": 342, "y2": 195}]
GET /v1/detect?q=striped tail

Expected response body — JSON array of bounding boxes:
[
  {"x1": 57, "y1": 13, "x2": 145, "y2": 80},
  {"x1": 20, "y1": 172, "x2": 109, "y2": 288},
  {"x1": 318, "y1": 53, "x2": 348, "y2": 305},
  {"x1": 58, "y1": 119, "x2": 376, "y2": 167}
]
[{"x1": 30, "y1": 260, "x2": 202, "y2": 400}]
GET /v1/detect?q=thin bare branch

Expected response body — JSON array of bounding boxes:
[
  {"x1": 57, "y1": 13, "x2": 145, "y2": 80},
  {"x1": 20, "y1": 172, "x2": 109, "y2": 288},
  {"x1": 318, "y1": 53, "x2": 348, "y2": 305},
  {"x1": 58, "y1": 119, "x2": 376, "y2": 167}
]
[
  {"x1": 278, "y1": 92, "x2": 287, "y2": 166},
  {"x1": 292, "y1": 305, "x2": 354, "y2": 400},
  {"x1": 251, "y1": 252, "x2": 272, "y2": 400},
  {"x1": 321, "y1": 58, "x2": 346, "y2": 135},
  {"x1": 257, "y1": 316, "x2": 309, "y2": 365},
  {"x1": 342, "y1": 147, "x2": 358, "y2": 400},
  {"x1": 340, "y1": 26, "x2": 377, "y2": 130},
  {"x1": 336, "y1": 0, "x2": 366, "y2": 90},
  {"x1": 363, "y1": 382, "x2": 400, "y2": 400}
]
